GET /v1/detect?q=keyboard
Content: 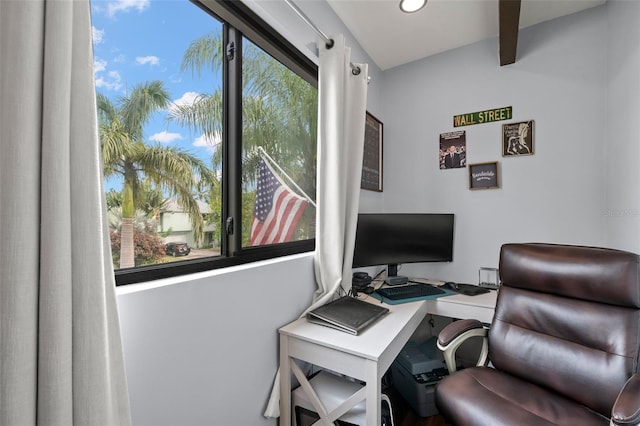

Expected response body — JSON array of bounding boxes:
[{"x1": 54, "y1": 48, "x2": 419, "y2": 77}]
[{"x1": 375, "y1": 284, "x2": 445, "y2": 300}]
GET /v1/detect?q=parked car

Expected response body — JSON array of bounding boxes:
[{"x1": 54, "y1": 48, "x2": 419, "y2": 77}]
[{"x1": 165, "y1": 242, "x2": 191, "y2": 257}]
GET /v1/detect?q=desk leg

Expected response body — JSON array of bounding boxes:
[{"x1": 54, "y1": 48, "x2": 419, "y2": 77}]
[
  {"x1": 365, "y1": 359, "x2": 381, "y2": 426},
  {"x1": 279, "y1": 334, "x2": 291, "y2": 426}
]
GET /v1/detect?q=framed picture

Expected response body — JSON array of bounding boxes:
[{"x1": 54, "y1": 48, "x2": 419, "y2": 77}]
[
  {"x1": 361, "y1": 112, "x2": 383, "y2": 192},
  {"x1": 439, "y1": 130, "x2": 467, "y2": 170},
  {"x1": 503, "y1": 120, "x2": 534, "y2": 156},
  {"x1": 469, "y1": 162, "x2": 499, "y2": 190}
]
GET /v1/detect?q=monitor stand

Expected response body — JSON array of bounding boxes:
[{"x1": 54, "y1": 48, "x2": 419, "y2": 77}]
[{"x1": 386, "y1": 264, "x2": 408, "y2": 285}]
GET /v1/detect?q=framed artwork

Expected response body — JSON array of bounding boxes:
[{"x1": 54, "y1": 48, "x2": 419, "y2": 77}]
[
  {"x1": 503, "y1": 120, "x2": 534, "y2": 156},
  {"x1": 361, "y1": 112, "x2": 383, "y2": 192},
  {"x1": 439, "y1": 130, "x2": 467, "y2": 169},
  {"x1": 469, "y1": 162, "x2": 499, "y2": 190}
]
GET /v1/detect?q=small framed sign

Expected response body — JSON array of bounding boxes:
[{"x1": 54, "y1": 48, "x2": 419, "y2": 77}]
[
  {"x1": 503, "y1": 120, "x2": 534, "y2": 156},
  {"x1": 361, "y1": 112, "x2": 383, "y2": 192},
  {"x1": 469, "y1": 162, "x2": 499, "y2": 190}
]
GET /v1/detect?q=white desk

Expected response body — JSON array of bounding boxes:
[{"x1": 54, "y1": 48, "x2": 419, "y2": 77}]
[
  {"x1": 429, "y1": 290, "x2": 497, "y2": 324},
  {"x1": 278, "y1": 290, "x2": 497, "y2": 425}
]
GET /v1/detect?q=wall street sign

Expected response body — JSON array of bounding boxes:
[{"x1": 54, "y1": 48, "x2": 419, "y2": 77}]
[{"x1": 453, "y1": 106, "x2": 513, "y2": 127}]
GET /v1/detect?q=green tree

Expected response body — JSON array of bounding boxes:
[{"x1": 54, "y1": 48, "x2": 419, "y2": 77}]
[
  {"x1": 137, "y1": 179, "x2": 169, "y2": 222},
  {"x1": 171, "y1": 31, "x2": 318, "y2": 244},
  {"x1": 105, "y1": 180, "x2": 168, "y2": 220},
  {"x1": 107, "y1": 207, "x2": 154, "y2": 232},
  {"x1": 105, "y1": 189, "x2": 122, "y2": 211},
  {"x1": 109, "y1": 225, "x2": 166, "y2": 267},
  {"x1": 97, "y1": 81, "x2": 217, "y2": 268}
]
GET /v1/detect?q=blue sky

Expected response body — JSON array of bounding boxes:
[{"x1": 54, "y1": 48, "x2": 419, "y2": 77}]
[{"x1": 90, "y1": 0, "x2": 223, "y2": 185}]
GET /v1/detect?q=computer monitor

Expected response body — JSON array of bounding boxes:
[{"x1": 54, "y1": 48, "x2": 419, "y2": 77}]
[{"x1": 352, "y1": 213, "x2": 454, "y2": 277}]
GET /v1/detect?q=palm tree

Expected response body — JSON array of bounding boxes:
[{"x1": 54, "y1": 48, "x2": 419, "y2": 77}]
[
  {"x1": 171, "y1": 31, "x2": 318, "y2": 244},
  {"x1": 97, "y1": 81, "x2": 216, "y2": 268},
  {"x1": 105, "y1": 180, "x2": 169, "y2": 221},
  {"x1": 107, "y1": 207, "x2": 154, "y2": 233}
]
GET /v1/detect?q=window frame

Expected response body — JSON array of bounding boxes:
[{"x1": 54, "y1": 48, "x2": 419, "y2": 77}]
[{"x1": 114, "y1": 0, "x2": 317, "y2": 286}]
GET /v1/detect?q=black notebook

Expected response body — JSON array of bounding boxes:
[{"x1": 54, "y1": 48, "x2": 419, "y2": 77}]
[{"x1": 306, "y1": 296, "x2": 389, "y2": 335}]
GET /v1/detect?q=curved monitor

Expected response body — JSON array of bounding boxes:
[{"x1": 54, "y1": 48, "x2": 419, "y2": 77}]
[{"x1": 352, "y1": 213, "x2": 454, "y2": 276}]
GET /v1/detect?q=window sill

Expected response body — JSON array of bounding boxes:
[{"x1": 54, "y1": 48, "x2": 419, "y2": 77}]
[{"x1": 115, "y1": 251, "x2": 315, "y2": 296}]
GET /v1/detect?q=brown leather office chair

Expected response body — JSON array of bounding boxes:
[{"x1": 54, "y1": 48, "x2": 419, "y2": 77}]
[{"x1": 435, "y1": 243, "x2": 640, "y2": 426}]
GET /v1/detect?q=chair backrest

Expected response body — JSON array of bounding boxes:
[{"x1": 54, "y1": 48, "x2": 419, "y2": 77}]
[{"x1": 492, "y1": 243, "x2": 640, "y2": 417}]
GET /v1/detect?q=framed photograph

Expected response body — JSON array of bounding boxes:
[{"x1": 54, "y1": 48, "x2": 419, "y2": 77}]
[
  {"x1": 439, "y1": 130, "x2": 466, "y2": 169},
  {"x1": 361, "y1": 112, "x2": 383, "y2": 192},
  {"x1": 469, "y1": 162, "x2": 499, "y2": 190},
  {"x1": 503, "y1": 120, "x2": 534, "y2": 156}
]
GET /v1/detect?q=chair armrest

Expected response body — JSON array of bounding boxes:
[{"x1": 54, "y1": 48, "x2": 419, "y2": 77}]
[
  {"x1": 611, "y1": 374, "x2": 640, "y2": 426},
  {"x1": 437, "y1": 319, "x2": 488, "y2": 373}
]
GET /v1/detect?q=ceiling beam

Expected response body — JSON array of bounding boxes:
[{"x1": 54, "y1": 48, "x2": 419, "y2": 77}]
[{"x1": 499, "y1": 0, "x2": 521, "y2": 66}]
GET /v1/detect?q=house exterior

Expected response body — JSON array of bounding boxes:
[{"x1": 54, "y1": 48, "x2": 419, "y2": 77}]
[{"x1": 160, "y1": 199, "x2": 215, "y2": 248}]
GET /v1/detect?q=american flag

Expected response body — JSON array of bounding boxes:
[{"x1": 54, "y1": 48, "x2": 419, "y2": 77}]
[{"x1": 250, "y1": 159, "x2": 308, "y2": 246}]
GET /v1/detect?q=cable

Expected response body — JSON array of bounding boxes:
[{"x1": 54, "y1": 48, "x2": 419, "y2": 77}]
[{"x1": 373, "y1": 269, "x2": 386, "y2": 280}]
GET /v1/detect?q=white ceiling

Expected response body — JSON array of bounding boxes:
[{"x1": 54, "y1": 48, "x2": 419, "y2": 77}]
[{"x1": 326, "y1": 0, "x2": 607, "y2": 70}]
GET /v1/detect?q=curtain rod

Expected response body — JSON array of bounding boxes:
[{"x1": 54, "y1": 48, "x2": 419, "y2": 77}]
[{"x1": 283, "y1": 0, "x2": 362, "y2": 76}]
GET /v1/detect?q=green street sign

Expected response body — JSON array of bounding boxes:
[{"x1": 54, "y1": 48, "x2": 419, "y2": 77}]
[{"x1": 453, "y1": 106, "x2": 513, "y2": 127}]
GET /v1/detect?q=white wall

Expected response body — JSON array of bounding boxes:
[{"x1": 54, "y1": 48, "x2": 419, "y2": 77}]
[
  {"x1": 161, "y1": 212, "x2": 192, "y2": 233},
  {"x1": 117, "y1": 254, "x2": 316, "y2": 426},
  {"x1": 604, "y1": 0, "x2": 640, "y2": 253},
  {"x1": 377, "y1": 5, "x2": 616, "y2": 283}
]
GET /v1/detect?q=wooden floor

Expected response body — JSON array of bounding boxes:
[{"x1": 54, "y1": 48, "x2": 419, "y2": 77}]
[{"x1": 386, "y1": 385, "x2": 449, "y2": 426}]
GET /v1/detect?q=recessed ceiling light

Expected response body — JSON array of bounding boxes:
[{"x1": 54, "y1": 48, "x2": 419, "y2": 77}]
[{"x1": 400, "y1": 0, "x2": 427, "y2": 13}]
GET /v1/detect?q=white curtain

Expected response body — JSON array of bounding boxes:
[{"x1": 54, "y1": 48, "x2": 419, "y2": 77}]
[
  {"x1": 311, "y1": 34, "x2": 368, "y2": 308},
  {"x1": 264, "y1": 33, "x2": 368, "y2": 419},
  {"x1": 0, "y1": 1, "x2": 132, "y2": 424}
]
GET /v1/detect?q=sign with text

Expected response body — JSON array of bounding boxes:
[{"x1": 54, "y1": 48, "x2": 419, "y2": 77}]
[
  {"x1": 453, "y1": 106, "x2": 512, "y2": 127},
  {"x1": 469, "y1": 162, "x2": 499, "y2": 190}
]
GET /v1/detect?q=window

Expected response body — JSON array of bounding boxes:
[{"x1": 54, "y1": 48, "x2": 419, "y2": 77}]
[{"x1": 91, "y1": 0, "x2": 317, "y2": 285}]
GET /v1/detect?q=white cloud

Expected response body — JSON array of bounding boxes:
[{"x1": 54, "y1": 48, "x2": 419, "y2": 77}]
[
  {"x1": 95, "y1": 70, "x2": 123, "y2": 91},
  {"x1": 149, "y1": 131, "x2": 183, "y2": 144},
  {"x1": 168, "y1": 74, "x2": 183, "y2": 84},
  {"x1": 193, "y1": 133, "x2": 221, "y2": 154},
  {"x1": 107, "y1": 0, "x2": 150, "y2": 17},
  {"x1": 113, "y1": 54, "x2": 126, "y2": 63},
  {"x1": 167, "y1": 91, "x2": 200, "y2": 114},
  {"x1": 173, "y1": 92, "x2": 200, "y2": 106},
  {"x1": 136, "y1": 55, "x2": 160, "y2": 66},
  {"x1": 94, "y1": 57, "x2": 123, "y2": 92},
  {"x1": 94, "y1": 58, "x2": 107, "y2": 73},
  {"x1": 92, "y1": 26, "x2": 104, "y2": 44}
]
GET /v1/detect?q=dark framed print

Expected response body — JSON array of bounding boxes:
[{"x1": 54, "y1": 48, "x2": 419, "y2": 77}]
[
  {"x1": 503, "y1": 120, "x2": 534, "y2": 156},
  {"x1": 361, "y1": 112, "x2": 383, "y2": 192},
  {"x1": 469, "y1": 162, "x2": 499, "y2": 190}
]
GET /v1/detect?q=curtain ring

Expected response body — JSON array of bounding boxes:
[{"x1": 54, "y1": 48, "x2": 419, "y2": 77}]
[
  {"x1": 325, "y1": 39, "x2": 335, "y2": 49},
  {"x1": 352, "y1": 67, "x2": 361, "y2": 76}
]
